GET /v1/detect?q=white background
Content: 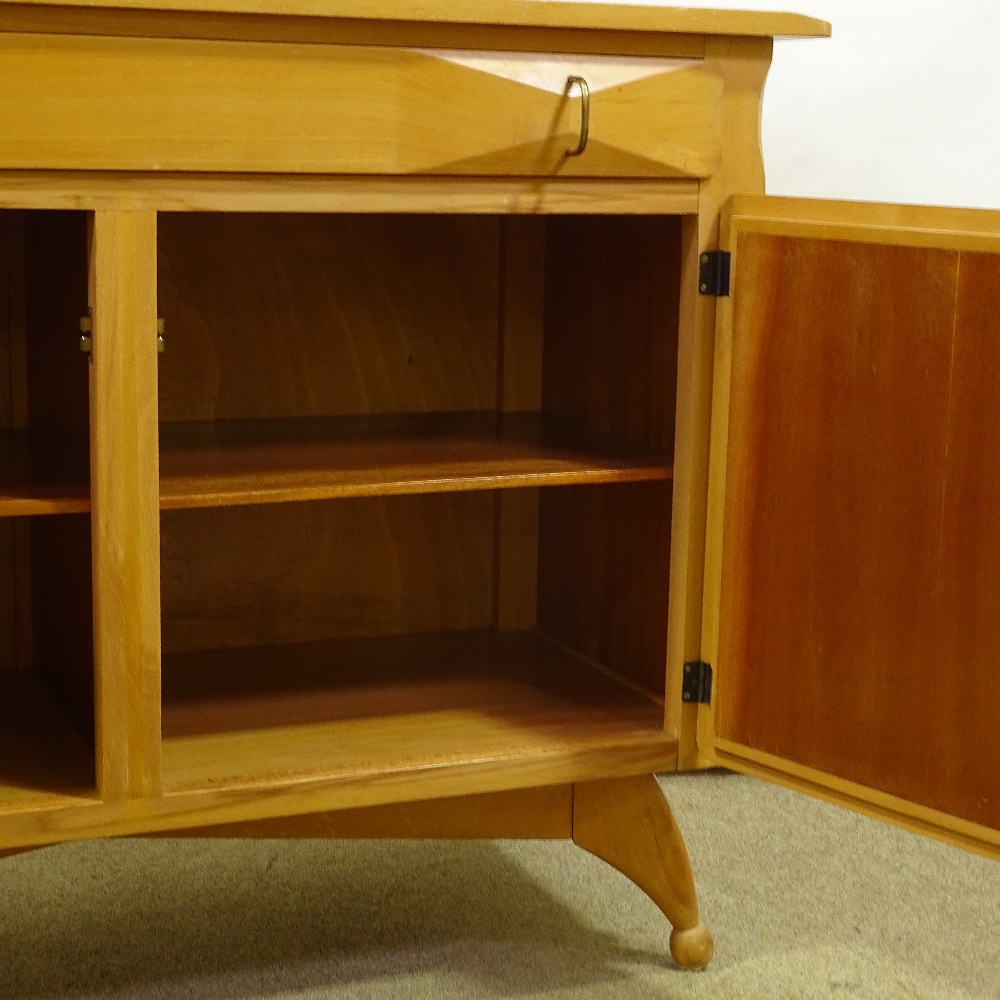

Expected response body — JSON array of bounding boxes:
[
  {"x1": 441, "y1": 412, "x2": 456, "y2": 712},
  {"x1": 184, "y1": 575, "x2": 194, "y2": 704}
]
[{"x1": 549, "y1": 0, "x2": 1000, "y2": 209}]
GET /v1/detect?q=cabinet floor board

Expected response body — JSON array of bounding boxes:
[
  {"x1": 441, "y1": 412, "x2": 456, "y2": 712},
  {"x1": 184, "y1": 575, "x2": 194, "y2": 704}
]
[{"x1": 160, "y1": 629, "x2": 672, "y2": 794}]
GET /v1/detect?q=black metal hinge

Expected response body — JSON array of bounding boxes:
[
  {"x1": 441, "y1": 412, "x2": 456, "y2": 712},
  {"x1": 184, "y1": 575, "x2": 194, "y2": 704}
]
[
  {"x1": 682, "y1": 660, "x2": 713, "y2": 705},
  {"x1": 699, "y1": 251, "x2": 731, "y2": 297}
]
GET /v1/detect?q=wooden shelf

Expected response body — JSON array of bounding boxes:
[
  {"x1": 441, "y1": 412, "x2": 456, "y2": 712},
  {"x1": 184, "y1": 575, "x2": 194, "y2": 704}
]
[
  {"x1": 0, "y1": 431, "x2": 89, "y2": 517},
  {"x1": 160, "y1": 629, "x2": 674, "y2": 795},
  {"x1": 158, "y1": 412, "x2": 671, "y2": 509},
  {"x1": 0, "y1": 673, "x2": 96, "y2": 814}
]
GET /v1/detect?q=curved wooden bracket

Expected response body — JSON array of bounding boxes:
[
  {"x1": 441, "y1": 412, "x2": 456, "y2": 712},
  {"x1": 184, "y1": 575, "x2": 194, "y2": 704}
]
[{"x1": 573, "y1": 774, "x2": 714, "y2": 970}]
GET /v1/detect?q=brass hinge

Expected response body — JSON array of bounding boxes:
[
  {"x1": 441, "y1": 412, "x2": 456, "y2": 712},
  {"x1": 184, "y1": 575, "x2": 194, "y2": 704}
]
[
  {"x1": 79, "y1": 315, "x2": 165, "y2": 356},
  {"x1": 79, "y1": 313, "x2": 93, "y2": 356}
]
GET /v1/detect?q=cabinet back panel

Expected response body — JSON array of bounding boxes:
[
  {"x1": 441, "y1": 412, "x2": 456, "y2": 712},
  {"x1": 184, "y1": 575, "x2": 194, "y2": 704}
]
[
  {"x1": 24, "y1": 212, "x2": 91, "y2": 439},
  {"x1": 161, "y1": 493, "x2": 495, "y2": 656},
  {"x1": 719, "y1": 232, "x2": 1000, "y2": 832},
  {"x1": 538, "y1": 481, "x2": 671, "y2": 698},
  {"x1": 0, "y1": 211, "x2": 90, "y2": 674},
  {"x1": 542, "y1": 214, "x2": 681, "y2": 455},
  {"x1": 31, "y1": 513, "x2": 94, "y2": 744},
  {"x1": 157, "y1": 213, "x2": 501, "y2": 422}
]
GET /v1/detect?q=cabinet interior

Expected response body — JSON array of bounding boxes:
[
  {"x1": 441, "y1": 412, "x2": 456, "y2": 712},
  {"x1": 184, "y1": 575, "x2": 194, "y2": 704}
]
[
  {"x1": 156, "y1": 212, "x2": 683, "y2": 792},
  {"x1": 0, "y1": 210, "x2": 95, "y2": 813}
]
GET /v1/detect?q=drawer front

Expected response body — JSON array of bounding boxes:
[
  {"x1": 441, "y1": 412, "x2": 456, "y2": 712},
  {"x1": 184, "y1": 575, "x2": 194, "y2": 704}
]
[{"x1": 0, "y1": 33, "x2": 723, "y2": 178}]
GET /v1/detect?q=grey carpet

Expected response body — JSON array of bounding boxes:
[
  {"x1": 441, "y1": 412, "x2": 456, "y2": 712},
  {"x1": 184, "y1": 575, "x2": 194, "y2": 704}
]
[{"x1": 2, "y1": 771, "x2": 997, "y2": 999}]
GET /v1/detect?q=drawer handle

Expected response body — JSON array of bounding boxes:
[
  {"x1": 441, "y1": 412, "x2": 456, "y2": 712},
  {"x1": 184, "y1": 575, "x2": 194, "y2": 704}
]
[{"x1": 564, "y1": 75, "x2": 590, "y2": 157}]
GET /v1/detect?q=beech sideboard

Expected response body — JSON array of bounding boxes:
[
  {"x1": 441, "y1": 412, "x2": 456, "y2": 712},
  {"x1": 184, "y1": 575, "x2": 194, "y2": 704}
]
[{"x1": 0, "y1": 0, "x2": 997, "y2": 972}]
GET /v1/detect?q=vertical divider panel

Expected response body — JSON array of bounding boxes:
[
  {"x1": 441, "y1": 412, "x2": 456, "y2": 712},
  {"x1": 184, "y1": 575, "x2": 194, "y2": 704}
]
[{"x1": 89, "y1": 210, "x2": 161, "y2": 801}]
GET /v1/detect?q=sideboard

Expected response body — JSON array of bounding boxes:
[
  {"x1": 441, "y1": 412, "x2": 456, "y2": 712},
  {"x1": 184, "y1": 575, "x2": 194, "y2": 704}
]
[{"x1": 0, "y1": 0, "x2": 997, "y2": 972}]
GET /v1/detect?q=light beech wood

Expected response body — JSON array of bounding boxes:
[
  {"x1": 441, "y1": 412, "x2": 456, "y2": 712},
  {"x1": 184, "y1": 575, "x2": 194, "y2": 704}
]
[
  {"x1": 0, "y1": 734, "x2": 676, "y2": 852},
  {"x1": 0, "y1": 173, "x2": 700, "y2": 215},
  {"x1": 0, "y1": 34, "x2": 723, "y2": 178},
  {"x1": 0, "y1": 1, "x2": 831, "y2": 39},
  {"x1": 89, "y1": 210, "x2": 161, "y2": 801},
  {"x1": 144, "y1": 785, "x2": 573, "y2": 840},
  {"x1": 0, "y1": 7, "x2": 710, "y2": 58},
  {"x1": 574, "y1": 774, "x2": 713, "y2": 969},
  {"x1": 715, "y1": 743, "x2": 1000, "y2": 865},
  {"x1": 672, "y1": 36, "x2": 773, "y2": 768}
]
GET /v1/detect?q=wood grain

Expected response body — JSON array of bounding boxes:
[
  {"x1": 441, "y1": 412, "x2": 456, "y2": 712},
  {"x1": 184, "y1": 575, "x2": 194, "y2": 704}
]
[
  {"x1": 715, "y1": 741, "x2": 1000, "y2": 863},
  {"x1": 0, "y1": 173, "x2": 701, "y2": 216},
  {"x1": 495, "y1": 217, "x2": 545, "y2": 632},
  {"x1": 160, "y1": 493, "x2": 496, "y2": 655},
  {"x1": 0, "y1": 34, "x2": 722, "y2": 177},
  {"x1": 537, "y1": 214, "x2": 679, "y2": 696},
  {"x1": 713, "y1": 226, "x2": 1000, "y2": 832},
  {"x1": 538, "y1": 482, "x2": 671, "y2": 699},
  {"x1": 676, "y1": 36, "x2": 772, "y2": 768},
  {"x1": 0, "y1": 7, "x2": 709, "y2": 58},
  {"x1": 0, "y1": 1, "x2": 831, "y2": 39},
  {"x1": 160, "y1": 629, "x2": 672, "y2": 795},
  {"x1": 157, "y1": 413, "x2": 670, "y2": 509},
  {"x1": 144, "y1": 785, "x2": 574, "y2": 840},
  {"x1": 574, "y1": 774, "x2": 712, "y2": 969},
  {"x1": 89, "y1": 210, "x2": 161, "y2": 801},
  {"x1": 157, "y1": 213, "x2": 500, "y2": 422}
]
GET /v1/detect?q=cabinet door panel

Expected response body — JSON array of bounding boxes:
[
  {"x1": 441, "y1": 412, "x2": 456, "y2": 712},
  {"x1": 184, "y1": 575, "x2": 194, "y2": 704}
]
[{"x1": 703, "y1": 196, "x2": 1000, "y2": 858}]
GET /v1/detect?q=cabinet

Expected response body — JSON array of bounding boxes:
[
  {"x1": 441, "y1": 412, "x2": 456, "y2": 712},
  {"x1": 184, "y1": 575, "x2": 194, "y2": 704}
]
[{"x1": 0, "y1": 0, "x2": 997, "y2": 973}]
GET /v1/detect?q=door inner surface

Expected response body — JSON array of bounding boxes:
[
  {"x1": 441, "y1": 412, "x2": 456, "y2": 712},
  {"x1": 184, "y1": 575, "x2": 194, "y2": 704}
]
[{"x1": 704, "y1": 196, "x2": 1000, "y2": 854}]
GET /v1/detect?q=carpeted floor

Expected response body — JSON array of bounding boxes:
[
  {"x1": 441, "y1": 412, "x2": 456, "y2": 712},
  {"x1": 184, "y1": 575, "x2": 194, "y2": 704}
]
[{"x1": 2, "y1": 770, "x2": 997, "y2": 999}]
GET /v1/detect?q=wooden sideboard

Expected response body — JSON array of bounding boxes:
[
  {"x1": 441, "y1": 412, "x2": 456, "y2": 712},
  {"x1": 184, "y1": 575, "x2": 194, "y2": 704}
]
[{"x1": 1, "y1": 0, "x2": 998, "y2": 972}]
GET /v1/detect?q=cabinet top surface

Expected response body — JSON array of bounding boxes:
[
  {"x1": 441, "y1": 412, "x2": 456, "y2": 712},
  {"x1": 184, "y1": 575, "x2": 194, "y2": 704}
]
[{"x1": 0, "y1": 0, "x2": 831, "y2": 38}]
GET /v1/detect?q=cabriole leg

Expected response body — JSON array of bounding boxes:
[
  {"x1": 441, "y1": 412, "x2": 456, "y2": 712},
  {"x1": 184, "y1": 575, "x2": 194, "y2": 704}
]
[{"x1": 573, "y1": 774, "x2": 714, "y2": 970}]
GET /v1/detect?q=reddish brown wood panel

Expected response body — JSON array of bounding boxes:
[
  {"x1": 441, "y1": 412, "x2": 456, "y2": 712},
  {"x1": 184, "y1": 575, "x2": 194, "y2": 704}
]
[
  {"x1": 718, "y1": 231, "x2": 1000, "y2": 830},
  {"x1": 31, "y1": 513, "x2": 94, "y2": 747},
  {"x1": 538, "y1": 481, "x2": 671, "y2": 698},
  {"x1": 160, "y1": 492, "x2": 496, "y2": 656},
  {"x1": 932, "y1": 252, "x2": 1000, "y2": 829},
  {"x1": 157, "y1": 213, "x2": 500, "y2": 422},
  {"x1": 157, "y1": 412, "x2": 669, "y2": 509},
  {"x1": 542, "y1": 214, "x2": 681, "y2": 454}
]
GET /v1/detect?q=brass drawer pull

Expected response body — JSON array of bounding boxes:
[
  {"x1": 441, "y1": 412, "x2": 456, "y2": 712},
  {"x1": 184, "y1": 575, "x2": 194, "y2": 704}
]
[{"x1": 564, "y1": 75, "x2": 590, "y2": 157}]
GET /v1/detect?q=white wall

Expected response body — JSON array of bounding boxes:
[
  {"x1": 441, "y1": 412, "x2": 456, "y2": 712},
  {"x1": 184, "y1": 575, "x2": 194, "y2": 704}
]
[{"x1": 549, "y1": 0, "x2": 1000, "y2": 209}]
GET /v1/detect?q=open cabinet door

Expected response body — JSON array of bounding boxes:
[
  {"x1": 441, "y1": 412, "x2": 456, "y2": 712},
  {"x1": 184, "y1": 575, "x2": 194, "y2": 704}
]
[{"x1": 701, "y1": 195, "x2": 1000, "y2": 861}]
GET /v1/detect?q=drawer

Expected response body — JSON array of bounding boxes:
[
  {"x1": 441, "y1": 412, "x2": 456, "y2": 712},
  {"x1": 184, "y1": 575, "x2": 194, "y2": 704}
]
[{"x1": 0, "y1": 33, "x2": 723, "y2": 178}]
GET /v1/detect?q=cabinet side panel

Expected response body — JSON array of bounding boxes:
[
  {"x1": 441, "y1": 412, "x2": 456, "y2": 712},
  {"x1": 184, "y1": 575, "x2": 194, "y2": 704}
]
[
  {"x1": 0, "y1": 218, "x2": 14, "y2": 670},
  {"x1": 542, "y1": 215, "x2": 680, "y2": 454},
  {"x1": 161, "y1": 493, "x2": 495, "y2": 656},
  {"x1": 716, "y1": 232, "x2": 1000, "y2": 830},
  {"x1": 538, "y1": 216, "x2": 678, "y2": 696},
  {"x1": 157, "y1": 213, "x2": 500, "y2": 422},
  {"x1": 538, "y1": 481, "x2": 671, "y2": 697}
]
